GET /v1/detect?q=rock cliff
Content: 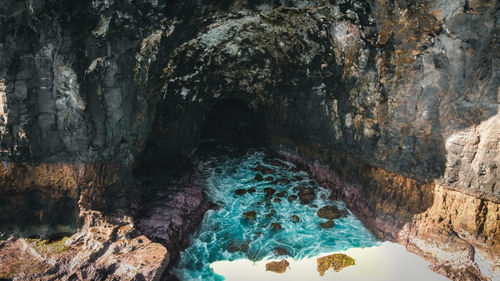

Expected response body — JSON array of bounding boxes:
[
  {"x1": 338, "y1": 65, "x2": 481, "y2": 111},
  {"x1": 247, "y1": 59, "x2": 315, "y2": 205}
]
[{"x1": 0, "y1": 0, "x2": 498, "y2": 280}]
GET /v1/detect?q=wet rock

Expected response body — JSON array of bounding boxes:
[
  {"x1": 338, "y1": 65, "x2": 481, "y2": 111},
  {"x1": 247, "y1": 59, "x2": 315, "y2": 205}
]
[
  {"x1": 265, "y1": 176, "x2": 274, "y2": 181},
  {"x1": 271, "y1": 178, "x2": 291, "y2": 185},
  {"x1": 317, "y1": 205, "x2": 345, "y2": 220},
  {"x1": 264, "y1": 188, "x2": 276, "y2": 197},
  {"x1": 235, "y1": 189, "x2": 246, "y2": 196},
  {"x1": 291, "y1": 215, "x2": 300, "y2": 222},
  {"x1": 227, "y1": 240, "x2": 249, "y2": 253},
  {"x1": 264, "y1": 160, "x2": 289, "y2": 169},
  {"x1": 254, "y1": 174, "x2": 264, "y2": 181},
  {"x1": 294, "y1": 186, "x2": 315, "y2": 205},
  {"x1": 273, "y1": 247, "x2": 290, "y2": 256},
  {"x1": 319, "y1": 220, "x2": 335, "y2": 229},
  {"x1": 266, "y1": 210, "x2": 276, "y2": 218},
  {"x1": 253, "y1": 165, "x2": 276, "y2": 175},
  {"x1": 247, "y1": 187, "x2": 256, "y2": 194},
  {"x1": 234, "y1": 189, "x2": 247, "y2": 196},
  {"x1": 273, "y1": 198, "x2": 281, "y2": 203},
  {"x1": 287, "y1": 195, "x2": 298, "y2": 202},
  {"x1": 276, "y1": 191, "x2": 287, "y2": 197},
  {"x1": 243, "y1": 211, "x2": 257, "y2": 220},
  {"x1": 271, "y1": 223, "x2": 282, "y2": 231},
  {"x1": 266, "y1": 260, "x2": 289, "y2": 274}
]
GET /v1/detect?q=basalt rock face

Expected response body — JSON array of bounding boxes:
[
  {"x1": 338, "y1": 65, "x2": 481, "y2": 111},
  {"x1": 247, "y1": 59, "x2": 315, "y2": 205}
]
[
  {"x1": 158, "y1": 0, "x2": 499, "y2": 201},
  {"x1": 0, "y1": 0, "x2": 499, "y2": 280}
]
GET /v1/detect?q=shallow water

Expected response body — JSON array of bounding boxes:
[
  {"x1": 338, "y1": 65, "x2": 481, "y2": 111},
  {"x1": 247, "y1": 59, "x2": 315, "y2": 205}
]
[{"x1": 171, "y1": 150, "x2": 379, "y2": 281}]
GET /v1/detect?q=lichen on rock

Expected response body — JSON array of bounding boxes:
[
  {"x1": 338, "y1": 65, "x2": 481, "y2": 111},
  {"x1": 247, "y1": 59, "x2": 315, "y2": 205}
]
[
  {"x1": 265, "y1": 259, "x2": 290, "y2": 273},
  {"x1": 317, "y1": 253, "x2": 355, "y2": 276}
]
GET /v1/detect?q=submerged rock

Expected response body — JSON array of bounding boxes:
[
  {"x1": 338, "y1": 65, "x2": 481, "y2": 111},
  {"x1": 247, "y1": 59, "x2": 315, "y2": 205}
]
[
  {"x1": 265, "y1": 260, "x2": 289, "y2": 274},
  {"x1": 276, "y1": 191, "x2": 287, "y2": 197},
  {"x1": 294, "y1": 186, "x2": 315, "y2": 205},
  {"x1": 271, "y1": 223, "x2": 282, "y2": 231},
  {"x1": 265, "y1": 176, "x2": 274, "y2": 181},
  {"x1": 291, "y1": 215, "x2": 300, "y2": 222},
  {"x1": 271, "y1": 178, "x2": 291, "y2": 185},
  {"x1": 254, "y1": 174, "x2": 264, "y2": 181},
  {"x1": 265, "y1": 210, "x2": 276, "y2": 218},
  {"x1": 273, "y1": 247, "x2": 290, "y2": 256},
  {"x1": 227, "y1": 240, "x2": 249, "y2": 253},
  {"x1": 243, "y1": 211, "x2": 257, "y2": 220},
  {"x1": 317, "y1": 254, "x2": 355, "y2": 276},
  {"x1": 235, "y1": 189, "x2": 246, "y2": 196},
  {"x1": 287, "y1": 195, "x2": 298, "y2": 202},
  {"x1": 273, "y1": 198, "x2": 281, "y2": 203},
  {"x1": 264, "y1": 188, "x2": 276, "y2": 197},
  {"x1": 253, "y1": 165, "x2": 276, "y2": 175},
  {"x1": 247, "y1": 187, "x2": 256, "y2": 194},
  {"x1": 319, "y1": 220, "x2": 335, "y2": 229}
]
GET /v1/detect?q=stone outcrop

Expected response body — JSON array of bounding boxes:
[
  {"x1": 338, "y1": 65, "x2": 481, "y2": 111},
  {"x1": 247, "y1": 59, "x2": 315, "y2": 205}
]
[
  {"x1": 278, "y1": 146, "x2": 500, "y2": 281},
  {"x1": 0, "y1": 210, "x2": 169, "y2": 281},
  {"x1": 0, "y1": 0, "x2": 498, "y2": 280}
]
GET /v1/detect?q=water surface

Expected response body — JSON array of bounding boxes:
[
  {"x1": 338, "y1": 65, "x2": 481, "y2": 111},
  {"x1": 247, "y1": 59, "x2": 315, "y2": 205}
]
[{"x1": 172, "y1": 150, "x2": 378, "y2": 281}]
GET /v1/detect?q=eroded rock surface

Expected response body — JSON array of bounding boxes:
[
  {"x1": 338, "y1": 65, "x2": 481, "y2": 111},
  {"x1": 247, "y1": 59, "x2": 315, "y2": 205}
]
[{"x1": 0, "y1": 0, "x2": 498, "y2": 280}]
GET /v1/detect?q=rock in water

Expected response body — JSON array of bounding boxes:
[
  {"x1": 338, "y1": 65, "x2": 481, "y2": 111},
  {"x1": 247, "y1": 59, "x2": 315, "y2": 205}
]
[
  {"x1": 273, "y1": 247, "x2": 290, "y2": 256},
  {"x1": 317, "y1": 205, "x2": 344, "y2": 220},
  {"x1": 271, "y1": 223, "x2": 282, "y2": 230},
  {"x1": 264, "y1": 187, "x2": 276, "y2": 197},
  {"x1": 294, "y1": 186, "x2": 315, "y2": 204},
  {"x1": 253, "y1": 165, "x2": 276, "y2": 175},
  {"x1": 243, "y1": 211, "x2": 257, "y2": 220},
  {"x1": 234, "y1": 189, "x2": 246, "y2": 196},
  {"x1": 319, "y1": 220, "x2": 335, "y2": 229},
  {"x1": 276, "y1": 191, "x2": 287, "y2": 197}
]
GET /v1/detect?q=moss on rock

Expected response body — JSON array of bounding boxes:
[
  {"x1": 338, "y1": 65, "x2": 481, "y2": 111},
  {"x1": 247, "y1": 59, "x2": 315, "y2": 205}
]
[
  {"x1": 28, "y1": 236, "x2": 71, "y2": 255},
  {"x1": 317, "y1": 253, "x2": 355, "y2": 276},
  {"x1": 265, "y1": 259, "x2": 289, "y2": 273}
]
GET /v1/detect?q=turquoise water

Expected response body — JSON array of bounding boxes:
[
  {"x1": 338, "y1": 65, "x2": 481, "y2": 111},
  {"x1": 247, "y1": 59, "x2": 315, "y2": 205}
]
[{"x1": 171, "y1": 150, "x2": 379, "y2": 281}]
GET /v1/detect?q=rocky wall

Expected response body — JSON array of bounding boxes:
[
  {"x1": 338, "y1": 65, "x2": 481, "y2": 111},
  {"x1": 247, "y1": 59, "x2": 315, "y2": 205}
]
[{"x1": 0, "y1": 0, "x2": 498, "y2": 280}]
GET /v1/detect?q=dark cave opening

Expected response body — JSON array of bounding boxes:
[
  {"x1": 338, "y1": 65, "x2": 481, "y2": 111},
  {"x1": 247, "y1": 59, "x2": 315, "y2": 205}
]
[{"x1": 199, "y1": 98, "x2": 267, "y2": 150}]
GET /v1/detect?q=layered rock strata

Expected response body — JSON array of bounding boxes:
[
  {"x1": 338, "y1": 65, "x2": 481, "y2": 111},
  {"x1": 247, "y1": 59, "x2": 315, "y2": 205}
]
[{"x1": 0, "y1": 0, "x2": 498, "y2": 280}]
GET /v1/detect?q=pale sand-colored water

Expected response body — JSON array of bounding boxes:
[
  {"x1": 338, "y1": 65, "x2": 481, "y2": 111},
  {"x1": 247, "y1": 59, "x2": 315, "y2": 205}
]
[{"x1": 211, "y1": 242, "x2": 449, "y2": 281}]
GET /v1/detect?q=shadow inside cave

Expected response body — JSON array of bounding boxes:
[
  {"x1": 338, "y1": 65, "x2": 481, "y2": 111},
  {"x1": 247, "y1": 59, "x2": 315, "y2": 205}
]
[
  {"x1": 0, "y1": 191, "x2": 78, "y2": 240},
  {"x1": 198, "y1": 97, "x2": 268, "y2": 152}
]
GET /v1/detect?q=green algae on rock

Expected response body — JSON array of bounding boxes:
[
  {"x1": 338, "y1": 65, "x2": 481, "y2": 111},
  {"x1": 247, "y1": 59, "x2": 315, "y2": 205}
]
[
  {"x1": 28, "y1": 236, "x2": 71, "y2": 255},
  {"x1": 317, "y1": 253, "x2": 355, "y2": 276}
]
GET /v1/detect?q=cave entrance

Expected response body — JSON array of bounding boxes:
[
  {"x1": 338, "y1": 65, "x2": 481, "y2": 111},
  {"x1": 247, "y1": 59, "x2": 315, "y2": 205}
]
[{"x1": 200, "y1": 98, "x2": 266, "y2": 150}]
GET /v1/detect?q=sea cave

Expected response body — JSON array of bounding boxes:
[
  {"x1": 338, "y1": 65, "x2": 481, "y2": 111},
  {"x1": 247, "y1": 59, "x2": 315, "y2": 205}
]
[{"x1": 0, "y1": 1, "x2": 498, "y2": 281}]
